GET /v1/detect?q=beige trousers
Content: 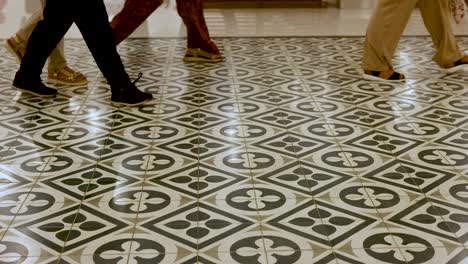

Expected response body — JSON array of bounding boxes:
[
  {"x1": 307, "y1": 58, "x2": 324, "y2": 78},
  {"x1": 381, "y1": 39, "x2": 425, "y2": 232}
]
[
  {"x1": 16, "y1": 0, "x2": 67, "y2": 72},
  {"x1": 362, "y1": 0, "x2": 464, "y2": 71}
]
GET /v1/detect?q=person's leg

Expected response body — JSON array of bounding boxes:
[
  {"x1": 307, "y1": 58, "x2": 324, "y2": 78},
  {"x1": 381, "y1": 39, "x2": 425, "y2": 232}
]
[
  {"x1": 176, "y1": 0, "x2": 221, "y2": 62},
  {"x1": 13, "y1": 0, "x2": 74, "y2": 96},
  {"x1": 6, "y1": 4, "x2": 47, "y2": 62},
  {"x1": 38, "y1": 0, "x2": 66, "y2": 73},
  {"x1": 12, "y1": 0, "x2": 67, "y2": 69},
  {"x1": 43, "y1": 0, "x2": 87, "y2": 85},
  {"x1": 74, "y1": 0, "x2": 130, "y2": 89},
  {"x1": 110, "y1": 0, "x2": 163, "y2": 45},
  {"x1": 178, "y1": 0, "x2": 215, "y2": 51},
  {"x1": 7, "y1": 0, "x2": 87, "y2": 85},
  {"x1": 15, "y1": 10, "x2": 43, "y2": 43},
  {"x1": 47, "y1": 38, "x2": 88, "y2": 85},
  {"x1": 74, "y1": 0, "x2": 152, "y2": 106},
  {"x1": 418, "y1": 0, "x2": 467, "y2": 72},
  {"x1": 47, "y1": 39, "x2": 67, "y2": 71},
  {"x1": 362, "y1": 0, "x2": 417, "y2": 80}
]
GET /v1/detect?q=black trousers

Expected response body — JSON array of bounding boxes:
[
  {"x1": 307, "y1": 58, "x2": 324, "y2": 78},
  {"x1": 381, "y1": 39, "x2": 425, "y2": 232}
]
[{"x1": 17, "y1": 0, "x2": 131, "y2": 92}]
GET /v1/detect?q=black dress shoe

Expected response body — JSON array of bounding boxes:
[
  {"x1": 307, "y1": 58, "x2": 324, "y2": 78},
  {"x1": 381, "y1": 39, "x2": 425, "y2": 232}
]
[
  {"x1": 110, "y1": 73, "x2": 152, "y2": 107},
  {"x1": 111, "y1": 88, "x2": 153, "y2": 107},
  {"x1": 13, "y1": 74, "x2": 57, "y2": 97}
]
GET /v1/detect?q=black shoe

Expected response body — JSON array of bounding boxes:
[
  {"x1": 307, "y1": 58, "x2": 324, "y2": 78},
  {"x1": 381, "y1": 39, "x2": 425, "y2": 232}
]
[
  {"x1": 111, "y1": 73, "x2": 153, "y2": 107},
  {"x1": 13, "y1": 74, "x2": 57, "y2": 97}
]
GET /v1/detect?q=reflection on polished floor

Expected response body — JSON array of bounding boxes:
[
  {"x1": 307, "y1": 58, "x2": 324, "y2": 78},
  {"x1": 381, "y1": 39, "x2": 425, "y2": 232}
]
[
  {"x1": 1, "y1": 0, "x2": 468, "y2": 38},
  {"x1": 1, "y1": 1, "x2": 468, "y2": 264}
]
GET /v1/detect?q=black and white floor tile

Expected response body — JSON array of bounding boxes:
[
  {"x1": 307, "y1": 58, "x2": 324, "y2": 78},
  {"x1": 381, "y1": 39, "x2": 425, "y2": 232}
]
[{"x1": 0, "y1": 37, "x2": 467, "y2": 263}]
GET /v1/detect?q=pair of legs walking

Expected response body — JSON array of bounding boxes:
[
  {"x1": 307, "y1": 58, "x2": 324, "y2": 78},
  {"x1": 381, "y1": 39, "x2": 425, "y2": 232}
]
[
  {"x1": 110, "y1": 0, "x2": 221, "y2": 62},
  {"x1": 6, "y1": 0, "x2": 87, "y2": 85},
  {"x1": 13, "y1": 0, "x2": 152, "y2": 106},
  {"x1": 13, "y1": 0, "x2": 467, "y2": 102},
  {"x1": 362, "y1": 0, "x2": 468, "y2": 82}
]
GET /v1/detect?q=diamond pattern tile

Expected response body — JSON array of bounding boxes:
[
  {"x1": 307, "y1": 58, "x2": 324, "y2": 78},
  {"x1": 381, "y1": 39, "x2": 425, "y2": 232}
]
[
  {"x1": 0, "y1": 112, "x2": 68, "y2": 133},
  {"x1": 253, "y1": 131, "x2": 332, "y2": 158},
  {"x1": 16, "y1": 204, "x2": 128, "y2": 253},
  {"x1": 168, "y1": 90, "x2": 230, "y2": 107},
  {"x1": 78, "y1": 110, "x2": 152, "y2": 132},
  {"x1": 247, "y1": 108, "x2": 320, "y2": 129},
  {"x1": 150, "y1": 163, "x2": 246, "y2": 198},
  {"x1": 141, "y1": 202, "x2": 253, "y2": 249},
  {"x1": 269, "y1": 200, "x2": 377, "y2": 246},
  {"x1": 61, "y1": 134, "x2": 147, "y2": 161},
  {"x1": 0, "y1": 36, "x2": 467, "y2": 264},
  {"x1": 158, "y1": 133, "x2": 241, "y2": 160},
  {"x1": 42, "y1": 164, "x2": 139, "y2": 200},
  {"x1": 343, "y1": 130, "x2": 424, "y2": 156},
  {"x1": 244, "y1": 89, "x2": 306, "y2": 106}
]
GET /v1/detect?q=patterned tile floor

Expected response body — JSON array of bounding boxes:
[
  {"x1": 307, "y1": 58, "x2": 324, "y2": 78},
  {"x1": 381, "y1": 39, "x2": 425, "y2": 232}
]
[{"x1": 0, "y1": 37, "x2": 467, "y2": 264}]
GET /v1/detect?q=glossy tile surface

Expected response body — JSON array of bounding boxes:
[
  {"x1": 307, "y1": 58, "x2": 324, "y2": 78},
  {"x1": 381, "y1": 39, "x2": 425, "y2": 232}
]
[
  {"x1": 1, "y1": 0, "x2": 468, "y2": 39},
  {"x1": 0, "y1": 36, "x2": 468, "y2": 263}
]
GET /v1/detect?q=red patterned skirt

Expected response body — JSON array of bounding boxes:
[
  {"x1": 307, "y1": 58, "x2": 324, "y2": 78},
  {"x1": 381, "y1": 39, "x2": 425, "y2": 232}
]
[{"x1": 110, "y1": 0, "x2": 219, "y2": 55}]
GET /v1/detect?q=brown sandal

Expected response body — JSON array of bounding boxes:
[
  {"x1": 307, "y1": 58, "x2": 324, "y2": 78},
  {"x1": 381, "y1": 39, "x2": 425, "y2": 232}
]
[
  {"x1": 183, "y1": 48, "x2": 223, "y2": 63},
  {"x1": 5, "y1": 35, "x2": 26, "y2": 62}
]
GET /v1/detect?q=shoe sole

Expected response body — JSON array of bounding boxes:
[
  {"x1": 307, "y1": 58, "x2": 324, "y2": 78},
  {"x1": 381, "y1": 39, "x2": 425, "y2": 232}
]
[
  {"x1": 444, "y1": 63, "x2": 468, "y2": 74},
  {"x1": 47, "y1": 78, "x2": 89, "y2": 86},
  {"x1": 14, "y1": 86, "x2": 57, "y2": 97},
  {"x1": 111, "y1": 98, "x2": 152, "y2": 107},
  {"x1": 362, "y1": 74, "x2": 406, "y2": 83},
  {"x1": 5, "y1": 40, "x2": 23, "y2": 63},
  {"x1": 183, "y1": 56, "x2": 223, "y2": 63}
]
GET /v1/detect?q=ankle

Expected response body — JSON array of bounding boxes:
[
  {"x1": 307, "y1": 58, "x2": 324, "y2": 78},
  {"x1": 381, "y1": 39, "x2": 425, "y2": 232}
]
[
  {"x1": 461, "y1": 55, "x2": 468, "y2": 63},
  {"x1": 9, "y1": 34, "x2": 24, "y2": 43},
  {"x1": 445, "y1": 56, "x2": 468, "y2": 68},
  {"x1": 364, "y1": 69, "x2": 394, "y2": 78},
  {"x1": 14, "y1": 71, "x2": 36, "y2": 82}
]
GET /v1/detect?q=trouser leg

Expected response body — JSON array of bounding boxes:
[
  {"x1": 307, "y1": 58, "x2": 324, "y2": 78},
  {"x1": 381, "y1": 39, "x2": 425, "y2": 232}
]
[
  {"x1": 176, "y1": 0, "x2": 218, "y2": 54},
  {"x1": 110, "y1": 0, "x2": 163, "y2": 45},
  {"x1": 418, "y1": 0, "x2": 464, "y2": 67},
  {"x1": 361, "y1": 0, "x2": 417, "y2": 71},
  {"x1": 16, "y1": 0, "x2": 73, "y2": 81},
  {"x1": 74, "y1": 0, "x2": 133, "y2": 91}
]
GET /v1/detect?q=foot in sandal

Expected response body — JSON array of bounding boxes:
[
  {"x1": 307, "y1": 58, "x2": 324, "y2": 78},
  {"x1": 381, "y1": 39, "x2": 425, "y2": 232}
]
[
  {"x1": 444, "y1": 55, "x2": 468, "y2": 74},
  {"x1": 363, "y1": 69, "x2": 405, "y2": 82}
]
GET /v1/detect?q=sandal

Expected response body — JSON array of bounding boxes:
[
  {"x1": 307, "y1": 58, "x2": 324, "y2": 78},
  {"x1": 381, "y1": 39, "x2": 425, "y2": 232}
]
[
  {"x1": 5, "y1": 35, "x2": 26, "y2": 62},
  {"x1": 183, "y1": 48, "x2": 223, "y2": 63},
  {"x1": 48, "y1": 66, "x2": 88, "y2": 86},
  {"x1": 363, "y1": 70, "x2": 405, "y2": 83},
  {"x1": 444, "y1": 58, "x2": 468, "y2": 74}
]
